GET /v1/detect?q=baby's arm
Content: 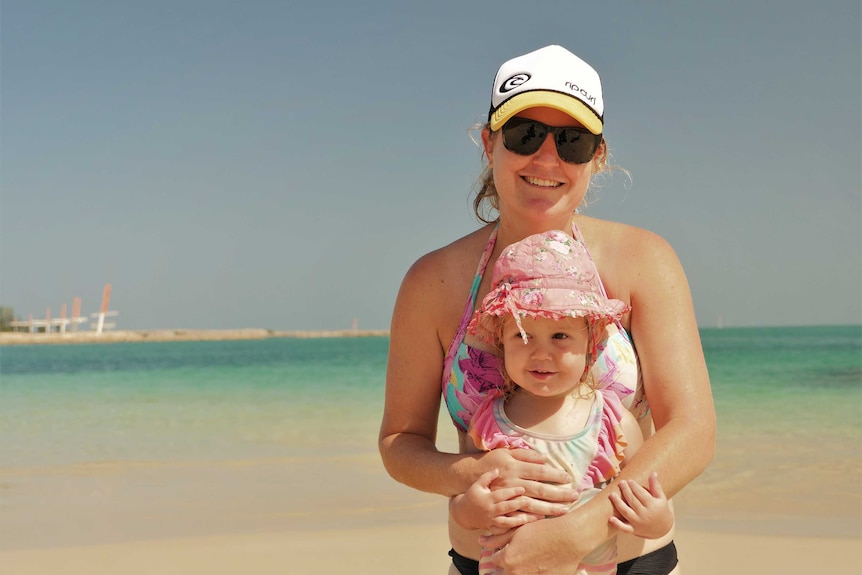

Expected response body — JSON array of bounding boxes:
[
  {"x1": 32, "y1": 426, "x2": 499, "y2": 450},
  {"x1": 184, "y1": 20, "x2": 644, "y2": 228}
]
[{"x1": 609, "y1": 411, "x2": 673, "y2": 538}]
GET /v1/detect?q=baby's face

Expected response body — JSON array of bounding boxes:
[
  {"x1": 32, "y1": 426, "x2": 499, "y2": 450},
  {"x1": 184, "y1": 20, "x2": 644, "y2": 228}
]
[{"x1": 502, "y1": 315, "x2": 589, "y2": 398}]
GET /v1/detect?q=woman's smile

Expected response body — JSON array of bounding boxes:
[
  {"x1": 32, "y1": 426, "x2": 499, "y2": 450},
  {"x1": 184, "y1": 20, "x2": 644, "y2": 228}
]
[{"x1": 523, "y1": 175, "x2": 563, "y2": 188}]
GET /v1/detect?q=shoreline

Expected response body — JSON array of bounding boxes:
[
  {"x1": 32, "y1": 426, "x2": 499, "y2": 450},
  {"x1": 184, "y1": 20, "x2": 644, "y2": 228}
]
[
  {"x1": 3, "y1": 323, "x2": 856, "y2": 347},
  {"x1": 0, "y1": 328, "x2": 390, "y2": 346}
]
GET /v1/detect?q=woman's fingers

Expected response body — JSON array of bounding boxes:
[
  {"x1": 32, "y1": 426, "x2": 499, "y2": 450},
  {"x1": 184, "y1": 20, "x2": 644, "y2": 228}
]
[
  {"x1": 485, "y1": 449, "x2": 578, "y2": 510},
  {"x1": 488, "y1": 511, "x2": 543, "y2": 531},
  {"x1": 492, "y1": 494, "x2": 570, "y2": 518},
  {"x1": 504, "y1": 448, "x2": 548, "y2": 465},
  {"x1": 520, "y1": 480, "x2": 579, "y2": 504},
  {"x1": 479, "y1": 527, "x2": 516, "y2": 550},
  {"x1": 515, "y1": 495, "x2": 571, "y2": 516},
  {"x1": 495, "y1": 449, "x2": 571, "y2": 486}
]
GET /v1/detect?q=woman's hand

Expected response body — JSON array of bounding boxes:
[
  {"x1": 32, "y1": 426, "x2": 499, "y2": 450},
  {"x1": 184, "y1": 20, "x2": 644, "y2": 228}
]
[
  {"x1": 480, "y1": 514, "x2": 587, "y2": 575},
  {"x1": 450, "y1": 449, "x2": 578, "y2": 531},
  {"x1": 478, "y1": 448, "x2": 579, "y2": 515}
]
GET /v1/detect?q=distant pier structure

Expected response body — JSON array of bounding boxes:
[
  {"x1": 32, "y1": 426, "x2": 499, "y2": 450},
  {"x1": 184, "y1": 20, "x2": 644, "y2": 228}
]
[
  {"x1": 8, "y1": 283, "x2": 118, "y2": 335},
  {"x1": 91, "y1": 284, "x2": 118, "y2": 334}
]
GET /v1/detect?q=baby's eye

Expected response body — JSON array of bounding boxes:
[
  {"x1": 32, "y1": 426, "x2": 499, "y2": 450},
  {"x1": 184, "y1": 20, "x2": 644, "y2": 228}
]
[
  {"x1": 552, "y1": 332, "x2": 569, "y2": 340},
  {"x1": 507, "y1": 331, "x2": 529, "y2": 342}
]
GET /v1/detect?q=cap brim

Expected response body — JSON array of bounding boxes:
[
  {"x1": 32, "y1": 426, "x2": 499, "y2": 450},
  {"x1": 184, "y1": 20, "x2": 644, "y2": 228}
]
[{"x1": 490, "y1": 91, "x2": 603, "y2": 134}]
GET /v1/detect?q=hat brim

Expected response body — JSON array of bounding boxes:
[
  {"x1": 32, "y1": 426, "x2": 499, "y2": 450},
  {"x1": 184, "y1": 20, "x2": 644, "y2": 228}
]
[
  {"x1": 489, "y1": 90, "x2": 603, "y2": 135},
  {"x1": 468, "y1": 287, "x2": 628, "y2": 344}
]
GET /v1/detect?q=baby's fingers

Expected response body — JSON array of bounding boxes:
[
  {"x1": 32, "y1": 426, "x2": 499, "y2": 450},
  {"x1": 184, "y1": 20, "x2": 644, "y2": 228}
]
[
  {"x1": 648, "y1": 471, "x2": 666, "y2": 499},
  {"x1": 617, "y1": 480, "x2": 646, "y2": 510},
  {"x1": 475, "y1": 468, "x2": 501, "y2": 490},
  {"x1": 608, "y1": 515, "x2": 635, "y2": 534},
  {"x1": 490, "y1": 486, "x2": 525, "y2": 503},
  {"x1": 610, "y1": 490, "x2": 636, "y2": 519}
]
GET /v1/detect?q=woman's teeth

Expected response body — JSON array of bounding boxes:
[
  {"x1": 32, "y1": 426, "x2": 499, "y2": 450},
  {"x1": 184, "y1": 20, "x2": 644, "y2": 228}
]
[{"x1": 524, "y1": 176, "x2": 561, "y2": 187}]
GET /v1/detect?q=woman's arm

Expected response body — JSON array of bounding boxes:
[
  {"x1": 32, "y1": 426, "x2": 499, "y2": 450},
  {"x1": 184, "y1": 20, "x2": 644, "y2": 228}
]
[
  {"x1": 622, "y1": 227, "x2": 716, "y2": 496},
  {"x1": 378, "y1": 251, "x2": 479, "y2": 496},
  {"x1": 483, "y1": 227, "x2": 716, "y2": 573}
]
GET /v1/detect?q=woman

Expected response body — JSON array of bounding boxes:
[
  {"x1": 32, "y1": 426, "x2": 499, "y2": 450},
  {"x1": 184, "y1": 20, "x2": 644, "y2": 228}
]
[{"x1": 379, "y1": 45, "x2": 715, "y2": 575}]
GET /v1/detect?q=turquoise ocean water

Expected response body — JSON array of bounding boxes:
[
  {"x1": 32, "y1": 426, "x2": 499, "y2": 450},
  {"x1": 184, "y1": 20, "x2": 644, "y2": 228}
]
[
  {"x1": 1, "y1": 336, "x2": 390, "y2": 467},
  {"x1": 1, "y1": 326, "x2": 860, "y2": 468},
  {"x1": 1, "y1": 325, "x2": 861, "y2": 543}
]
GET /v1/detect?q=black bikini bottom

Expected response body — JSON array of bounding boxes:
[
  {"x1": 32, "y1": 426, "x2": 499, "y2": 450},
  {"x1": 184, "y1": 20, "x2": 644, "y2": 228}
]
[
  {"x1": 448, "y1": 541, "x2": 678, "y2": 575},
  {"x1": 448, "y1": 548, "x2": 479, "y2": 575},
  {"x1": 617, "y1": 542, "x2": 679, "y2": 575}
]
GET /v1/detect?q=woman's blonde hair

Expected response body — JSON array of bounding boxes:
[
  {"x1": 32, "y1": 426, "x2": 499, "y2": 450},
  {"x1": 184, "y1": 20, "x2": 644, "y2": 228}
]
[{"x1": 471, "y1": 121, "x2": 623, "y2": 224}]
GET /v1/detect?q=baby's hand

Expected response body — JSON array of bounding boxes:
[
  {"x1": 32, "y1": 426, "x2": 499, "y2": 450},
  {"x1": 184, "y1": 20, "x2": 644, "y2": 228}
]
[
  {"x1": 609, "y1": 472, "x2": 673, "y2": 539},
  {"x1": 449, "y1": 469, "x2": 543, "y2": 531}
]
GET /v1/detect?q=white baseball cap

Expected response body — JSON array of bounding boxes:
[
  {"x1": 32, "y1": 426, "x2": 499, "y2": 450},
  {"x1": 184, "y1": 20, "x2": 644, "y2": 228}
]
[{"x1": 489, "y1": 45, "x2": 604, "y2": 135}]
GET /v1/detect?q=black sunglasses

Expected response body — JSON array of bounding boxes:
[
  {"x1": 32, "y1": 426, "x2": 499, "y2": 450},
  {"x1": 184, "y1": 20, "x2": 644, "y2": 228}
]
[{"x1": 500, "y1": 117, "x2": 603, "y2": 164}]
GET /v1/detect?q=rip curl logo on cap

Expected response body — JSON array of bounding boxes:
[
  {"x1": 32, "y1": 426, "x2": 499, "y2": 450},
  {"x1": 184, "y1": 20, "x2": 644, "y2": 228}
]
[
  {"x1": 565, "y1": 81, "x2": 597, "y2": 105},
  {"x1": 500, "y1": 73, "x2": 531, "y2": 93}
]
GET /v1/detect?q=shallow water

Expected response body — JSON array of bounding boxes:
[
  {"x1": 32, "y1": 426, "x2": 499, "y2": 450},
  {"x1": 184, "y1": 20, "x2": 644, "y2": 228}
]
[{"x1": 1, "y1": 326, "x2": 859, "y2": 545}]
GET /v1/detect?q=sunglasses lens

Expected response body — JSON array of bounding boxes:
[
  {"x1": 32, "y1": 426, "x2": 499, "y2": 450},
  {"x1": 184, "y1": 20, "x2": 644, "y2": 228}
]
[
  {"x1": 501, "y1": 118, "x2": 599, "y2": 164},
  {"x1": 502, "y1": 119, "x2": 547, "y2": 156},
  {"x1": 555, "y1": 128, "x2": 597, "y2": 164}
]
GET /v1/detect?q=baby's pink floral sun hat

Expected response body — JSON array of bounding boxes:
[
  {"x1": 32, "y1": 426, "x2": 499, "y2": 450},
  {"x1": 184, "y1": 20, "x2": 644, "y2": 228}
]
[{"x1": 468, "y1": 229, "x2": 630, "y2": 344}]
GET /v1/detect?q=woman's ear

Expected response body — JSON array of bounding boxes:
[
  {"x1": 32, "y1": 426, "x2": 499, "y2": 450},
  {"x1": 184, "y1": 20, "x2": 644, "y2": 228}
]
[
  {"x1": 594, "y1": 138, "x2": 607, "y2": 164},
  {"x1": 481, "y1": 128, "x2": 494, "y2": 167}
]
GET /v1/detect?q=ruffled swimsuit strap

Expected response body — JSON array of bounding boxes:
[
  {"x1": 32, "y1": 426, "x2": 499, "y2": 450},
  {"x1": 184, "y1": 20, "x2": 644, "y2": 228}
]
[
  {"x1": 574, "y1": 222, "x2": 649, "y2": 419},
  {"x1": 442, "y1": 224, "x2": 499, "y2": 392},
  {"x1": 572, "y1": 222, "x2": 624, "y2": 332}
]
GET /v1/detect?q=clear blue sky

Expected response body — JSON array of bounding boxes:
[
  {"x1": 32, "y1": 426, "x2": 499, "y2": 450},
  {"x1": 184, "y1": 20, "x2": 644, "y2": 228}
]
[{"x1": 2, "y1": 0, "x2": 860, "y2": 330}]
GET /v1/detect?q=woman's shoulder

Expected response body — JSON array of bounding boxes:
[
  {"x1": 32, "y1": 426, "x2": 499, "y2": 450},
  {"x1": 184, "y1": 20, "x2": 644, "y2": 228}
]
[
  {"x1": 574, "y1": 214, "x2": 678, "y2": 268},
  {"x1": 393, "y1": 225, "x2": 497, "y2": 343},
  {"x1": 573, "y1": 215, "x2": 684, "y2": 304},
  {"x1": 394, "y1": 224, "x2": 496, "y2": 321},
  {"x1": 403, "y1": 224, "x2": 496, "y2": 285}
]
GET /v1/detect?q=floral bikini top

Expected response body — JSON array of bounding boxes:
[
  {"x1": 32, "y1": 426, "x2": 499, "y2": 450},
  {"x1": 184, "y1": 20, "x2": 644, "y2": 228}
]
[{"x1": 442, "y1": 224, "x2": 648, "y2": 434}]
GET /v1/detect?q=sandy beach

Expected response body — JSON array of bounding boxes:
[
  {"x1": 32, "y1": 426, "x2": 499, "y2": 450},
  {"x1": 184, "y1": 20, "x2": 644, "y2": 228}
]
[
  {"x1": 2, "y1": 526, "x2": 859, "y2": 575},
  {"x1": 2, "y1": 441, "x2": 860, "y2": 574},
  {"x1": 1, "y1": 489, "x2": 859, "y2": 574}
]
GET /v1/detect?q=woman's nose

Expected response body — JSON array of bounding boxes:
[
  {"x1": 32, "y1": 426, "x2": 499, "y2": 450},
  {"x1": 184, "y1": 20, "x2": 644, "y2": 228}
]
[{"x1": 531, "y1": 133, "x2": 560, "y2": 165}]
